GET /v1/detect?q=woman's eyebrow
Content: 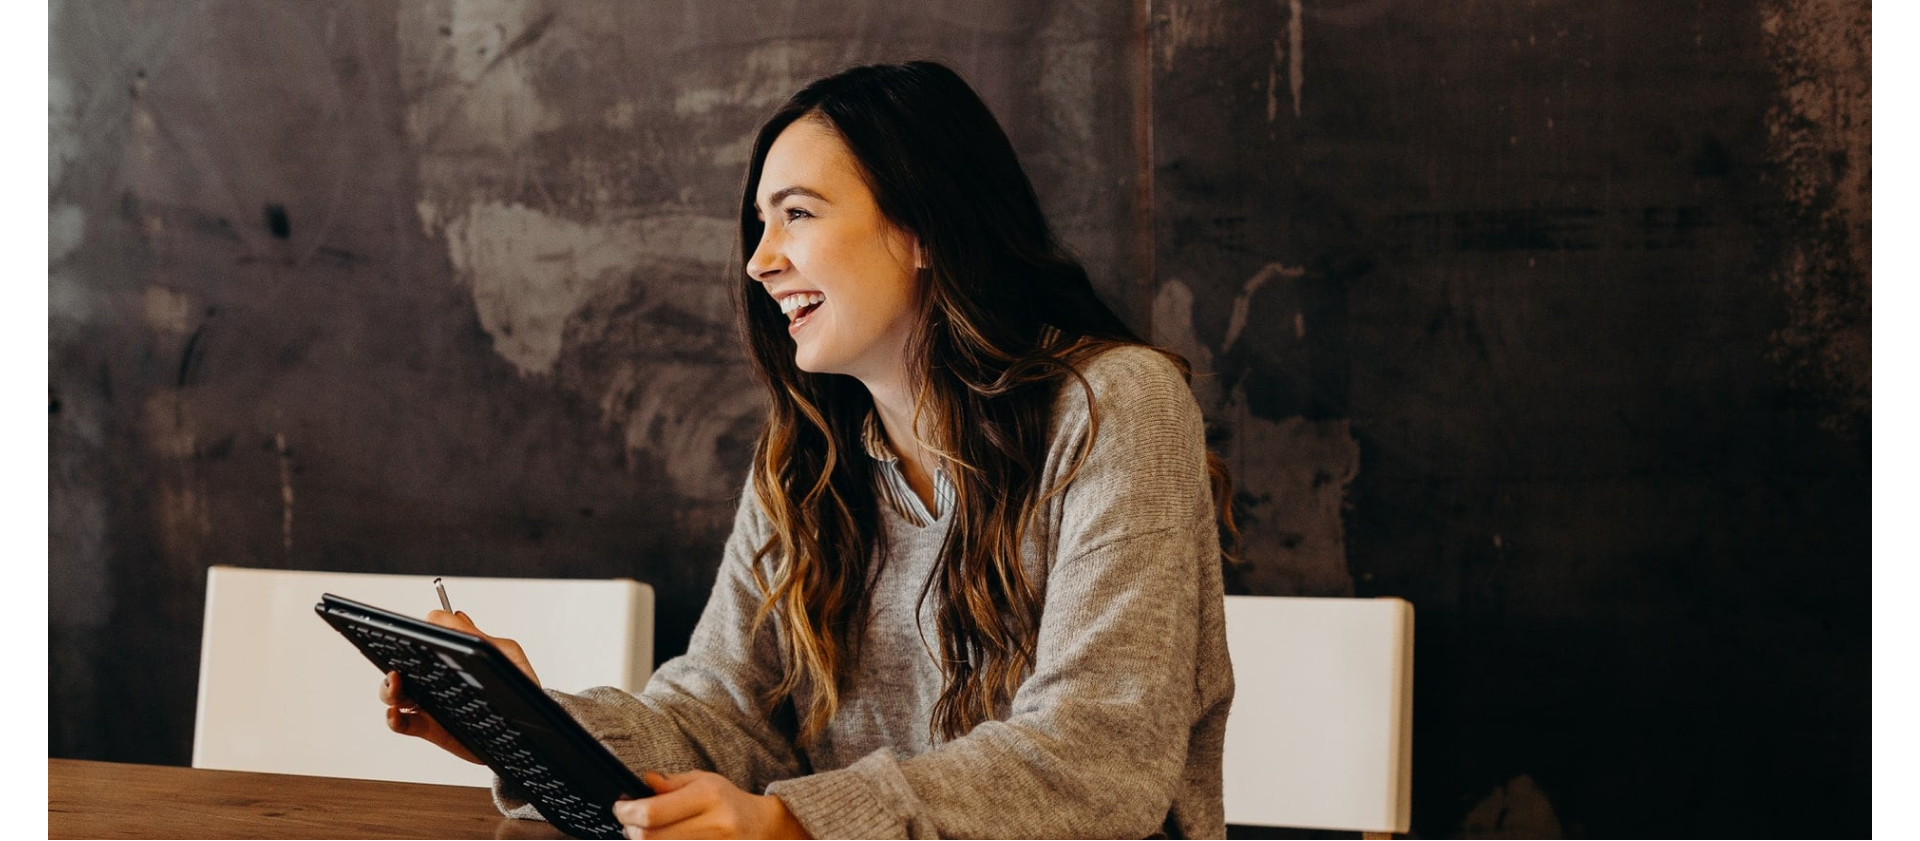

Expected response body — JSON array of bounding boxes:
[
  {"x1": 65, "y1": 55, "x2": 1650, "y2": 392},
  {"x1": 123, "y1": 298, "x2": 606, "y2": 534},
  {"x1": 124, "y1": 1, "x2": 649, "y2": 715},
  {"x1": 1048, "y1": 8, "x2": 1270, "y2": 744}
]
[{"x1": 761, "y1": 185, "x2": 828, "y2": 211}]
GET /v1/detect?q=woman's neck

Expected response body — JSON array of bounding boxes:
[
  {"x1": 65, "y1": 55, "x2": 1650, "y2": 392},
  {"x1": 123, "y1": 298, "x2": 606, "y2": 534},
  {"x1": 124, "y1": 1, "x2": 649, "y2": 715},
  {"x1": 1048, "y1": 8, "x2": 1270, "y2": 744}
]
[{"x1": 862, "y1": 374, "x2": 942, "y2": 513}]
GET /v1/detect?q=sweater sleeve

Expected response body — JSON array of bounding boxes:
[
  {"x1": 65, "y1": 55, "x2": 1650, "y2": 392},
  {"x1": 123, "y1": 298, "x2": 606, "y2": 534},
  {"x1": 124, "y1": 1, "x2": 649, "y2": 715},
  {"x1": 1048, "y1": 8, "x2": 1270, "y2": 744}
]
[
  {"x1": 765, "y1": 347, "x2": 1223, "y2": 839},
  {"x1": 492, "y1": 478, "x2": 810, "y2": 816}
]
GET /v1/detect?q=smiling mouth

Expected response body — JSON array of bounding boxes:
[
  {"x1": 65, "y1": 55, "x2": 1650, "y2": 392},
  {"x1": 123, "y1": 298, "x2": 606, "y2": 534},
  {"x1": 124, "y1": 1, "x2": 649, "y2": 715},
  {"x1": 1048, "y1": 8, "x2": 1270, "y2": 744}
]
[{"x1": 779, "y1": 292, "x2": 825, "y2": 323}]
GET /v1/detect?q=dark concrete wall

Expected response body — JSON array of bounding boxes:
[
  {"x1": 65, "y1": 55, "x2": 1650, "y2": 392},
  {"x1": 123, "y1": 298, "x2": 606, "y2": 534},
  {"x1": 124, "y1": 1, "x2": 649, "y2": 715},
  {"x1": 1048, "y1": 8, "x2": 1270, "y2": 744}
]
[
  {"x1": 49, "y1": 1, "x2": 1868, "y2": 836},
  {"x1": 1151, "y1": 0, "x2": 1869, "y2": 836}
]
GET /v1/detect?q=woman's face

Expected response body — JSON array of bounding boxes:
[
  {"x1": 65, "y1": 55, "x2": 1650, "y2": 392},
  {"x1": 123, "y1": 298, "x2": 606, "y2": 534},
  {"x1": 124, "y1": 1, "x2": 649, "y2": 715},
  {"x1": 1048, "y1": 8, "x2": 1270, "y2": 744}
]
[{"x1": 747, "y1": 118, "x2": 922, "y2": 386}]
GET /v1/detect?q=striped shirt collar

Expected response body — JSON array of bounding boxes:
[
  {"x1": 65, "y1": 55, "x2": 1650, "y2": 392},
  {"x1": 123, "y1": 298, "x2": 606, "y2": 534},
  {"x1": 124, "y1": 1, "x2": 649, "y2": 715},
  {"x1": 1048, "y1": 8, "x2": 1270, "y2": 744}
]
[
  {"x1": 861, "y1": 409, "x2": 953, "y2": 527},
  {"x1": 858, "y1": 326, "x2": 1060, "y2": 525}
]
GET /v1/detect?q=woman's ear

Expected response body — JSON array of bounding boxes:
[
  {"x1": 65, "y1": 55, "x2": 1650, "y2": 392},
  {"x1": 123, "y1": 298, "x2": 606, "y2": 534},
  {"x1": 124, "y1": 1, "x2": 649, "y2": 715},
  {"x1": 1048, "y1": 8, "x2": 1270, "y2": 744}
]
[{"x1": 891, "y1": 228, "x2": 927, "y2": 271}]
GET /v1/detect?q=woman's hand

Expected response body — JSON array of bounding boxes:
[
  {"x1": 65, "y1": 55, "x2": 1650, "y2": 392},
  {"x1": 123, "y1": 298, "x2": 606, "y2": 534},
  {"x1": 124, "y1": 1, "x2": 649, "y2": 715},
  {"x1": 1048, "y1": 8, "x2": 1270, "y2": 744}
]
[
  {"x1": 613, "y1": 770, "x2": 810, "y2": 839},
  {"x1": 377, "y1": 609, "x2": 541, "y2": 764}
]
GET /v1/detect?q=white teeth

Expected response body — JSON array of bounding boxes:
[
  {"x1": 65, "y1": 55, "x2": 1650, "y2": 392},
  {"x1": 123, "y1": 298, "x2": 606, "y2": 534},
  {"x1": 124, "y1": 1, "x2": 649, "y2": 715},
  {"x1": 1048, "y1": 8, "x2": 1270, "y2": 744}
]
[{"x1": 778, "y1": 292, "x2": 825, "y2": 318}]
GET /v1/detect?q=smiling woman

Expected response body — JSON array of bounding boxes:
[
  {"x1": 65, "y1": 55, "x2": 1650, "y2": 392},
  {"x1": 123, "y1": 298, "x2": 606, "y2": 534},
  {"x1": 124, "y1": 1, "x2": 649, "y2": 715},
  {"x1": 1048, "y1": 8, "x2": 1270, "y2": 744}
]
[
  {"x1": 746, "y1": 119, "x2": 924, "y2": 389},
  {"x1": 380, "y1": 61, "x2": 1239, "y2": 840}
]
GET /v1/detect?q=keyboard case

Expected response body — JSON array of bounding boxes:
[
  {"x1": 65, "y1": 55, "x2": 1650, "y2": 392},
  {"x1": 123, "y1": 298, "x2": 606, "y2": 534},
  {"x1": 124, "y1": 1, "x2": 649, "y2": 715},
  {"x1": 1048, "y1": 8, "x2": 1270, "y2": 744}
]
[{"x1": 316, "y1": 593, "x2": 650, "y2": 839}]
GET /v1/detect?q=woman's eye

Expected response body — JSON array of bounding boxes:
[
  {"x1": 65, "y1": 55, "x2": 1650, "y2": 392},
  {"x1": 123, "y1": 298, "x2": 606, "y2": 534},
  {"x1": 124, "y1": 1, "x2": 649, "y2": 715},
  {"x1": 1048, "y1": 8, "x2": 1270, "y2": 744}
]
[{"x1": 783, "y1": 207, "x2": 813, "y2": 222}]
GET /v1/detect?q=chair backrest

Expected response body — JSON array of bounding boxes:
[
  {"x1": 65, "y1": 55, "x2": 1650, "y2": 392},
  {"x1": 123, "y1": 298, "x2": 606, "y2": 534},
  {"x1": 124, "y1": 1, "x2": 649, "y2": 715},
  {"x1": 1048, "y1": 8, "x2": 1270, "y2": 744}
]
[
  {"x1": 1222, "y1": 595, "x2": 1413, "y2": 834},
  {"x1": 192, "y1": 565, "x2": 654, "y2": 787}
]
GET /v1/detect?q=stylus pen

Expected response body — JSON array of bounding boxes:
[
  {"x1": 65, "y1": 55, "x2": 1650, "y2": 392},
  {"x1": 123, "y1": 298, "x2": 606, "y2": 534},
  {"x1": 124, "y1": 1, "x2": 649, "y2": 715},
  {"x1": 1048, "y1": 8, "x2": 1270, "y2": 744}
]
[{"x1": 434, "y1": 577, "x2": 453, "y2": 613}]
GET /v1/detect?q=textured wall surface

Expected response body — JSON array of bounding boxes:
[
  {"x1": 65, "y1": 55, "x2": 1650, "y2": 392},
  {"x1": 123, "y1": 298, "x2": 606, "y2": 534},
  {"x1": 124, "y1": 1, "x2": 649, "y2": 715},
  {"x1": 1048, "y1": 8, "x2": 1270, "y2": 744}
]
[
  {"x1": 49, "y1": 0, "x2": 1867, "y2": 836},
  {"x1": 1151, "y1": 0, "x2": 1869, "y2": 836},
  {"x1": 49, "y1": 0, "x2": 1143, "y2": 764}
]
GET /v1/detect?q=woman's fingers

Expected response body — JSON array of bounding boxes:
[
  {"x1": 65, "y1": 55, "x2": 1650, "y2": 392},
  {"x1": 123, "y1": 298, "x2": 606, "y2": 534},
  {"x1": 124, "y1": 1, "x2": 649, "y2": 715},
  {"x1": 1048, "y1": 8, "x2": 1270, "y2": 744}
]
[
  {"x1": 379, "y1": 671, "x2": 418, "y2": 712},
  {"x1": 423, "y1": 609, "x2": 541, "y2": 686},
  {"x1": 386, "y1": 703, "x2": 483, "y2": 764},
  {"x1": 424, "y1": 608, "x2": 471, "y2": 633},
  {"x1": 645, "y1": 770, "x2": 693, "y2": 793},
  {"x1": 379, "y1": 673, "x2": 427, "y2": 734},
  {"x1": 615, "y1": 772, "x2": 712, "y2": 835},
  {"x1": 378, "y1": 670, "x2": 481, "y2": 764},
  {"x1": 614, "y1": 771, "x2": 808, "y2": 839}
]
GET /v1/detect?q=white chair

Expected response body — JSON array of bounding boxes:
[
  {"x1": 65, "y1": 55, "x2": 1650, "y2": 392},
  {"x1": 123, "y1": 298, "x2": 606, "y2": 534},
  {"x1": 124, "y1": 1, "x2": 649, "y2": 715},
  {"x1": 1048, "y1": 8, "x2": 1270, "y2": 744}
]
[
  {"x1": 1222, "y1": 595, "x2": 1414, "y2": 836},
  {"x1": 192, "y1": 565, "x2": 654, "y2": 787}
]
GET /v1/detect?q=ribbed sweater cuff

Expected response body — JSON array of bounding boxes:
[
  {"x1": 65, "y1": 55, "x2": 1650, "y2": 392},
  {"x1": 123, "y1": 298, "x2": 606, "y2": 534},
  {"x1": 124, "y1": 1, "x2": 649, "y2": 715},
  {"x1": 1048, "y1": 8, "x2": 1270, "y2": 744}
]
[{"x1": 765, "y1": 749, "x2": 924, "y2": 839}]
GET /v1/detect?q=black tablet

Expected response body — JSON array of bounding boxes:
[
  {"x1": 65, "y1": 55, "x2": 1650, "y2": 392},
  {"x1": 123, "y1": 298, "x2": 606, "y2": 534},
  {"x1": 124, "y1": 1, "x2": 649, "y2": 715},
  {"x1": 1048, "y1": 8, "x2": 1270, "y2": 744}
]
[{"x1": 315, "y1": 593, "x2": 650, "y2": 840}]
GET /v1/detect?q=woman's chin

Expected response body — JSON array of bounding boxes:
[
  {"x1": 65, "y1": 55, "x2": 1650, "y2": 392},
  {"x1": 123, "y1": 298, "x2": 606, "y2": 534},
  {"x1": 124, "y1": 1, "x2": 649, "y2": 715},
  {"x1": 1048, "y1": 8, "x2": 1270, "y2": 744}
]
[{"x1": 791, "y1": 348, "x2": 829, "y2": 375}]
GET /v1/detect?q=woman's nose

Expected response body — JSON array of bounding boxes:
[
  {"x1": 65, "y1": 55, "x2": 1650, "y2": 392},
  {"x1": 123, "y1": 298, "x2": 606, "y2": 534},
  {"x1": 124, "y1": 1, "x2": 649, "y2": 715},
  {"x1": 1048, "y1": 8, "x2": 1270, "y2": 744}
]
[{"x1": 746, "y1": 230, "x2": 785, "y2": 282}]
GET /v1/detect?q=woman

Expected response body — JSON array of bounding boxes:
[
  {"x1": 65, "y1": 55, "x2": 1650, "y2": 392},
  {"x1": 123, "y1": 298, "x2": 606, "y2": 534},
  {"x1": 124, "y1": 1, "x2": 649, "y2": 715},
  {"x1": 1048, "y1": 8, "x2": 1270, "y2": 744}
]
[{"x1": 382, "y1": 60, "x2": 1236, "y2": 839}]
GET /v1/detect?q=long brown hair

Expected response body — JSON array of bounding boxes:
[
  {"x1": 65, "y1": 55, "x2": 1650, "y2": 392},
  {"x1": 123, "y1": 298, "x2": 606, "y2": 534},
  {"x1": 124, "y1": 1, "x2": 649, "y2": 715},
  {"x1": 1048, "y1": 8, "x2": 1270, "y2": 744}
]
[{"x1": 733, "y1": 61, "x2": 1236, "y2": 745}]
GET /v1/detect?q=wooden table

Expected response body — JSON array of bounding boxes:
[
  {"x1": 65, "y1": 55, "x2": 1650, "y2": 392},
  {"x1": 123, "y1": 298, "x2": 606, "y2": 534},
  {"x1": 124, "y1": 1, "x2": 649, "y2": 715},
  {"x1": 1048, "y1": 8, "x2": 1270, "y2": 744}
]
[{"x1": 49, "y1": 758, "x2": 569, "y2": 839}]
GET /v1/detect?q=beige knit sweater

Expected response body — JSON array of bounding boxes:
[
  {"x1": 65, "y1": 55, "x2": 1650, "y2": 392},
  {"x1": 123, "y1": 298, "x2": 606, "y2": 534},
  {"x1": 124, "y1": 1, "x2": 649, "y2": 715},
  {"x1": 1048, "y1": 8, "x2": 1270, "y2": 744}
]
[{"x1": 496, "y1": 345, "x2": 1234, "y2": 839}]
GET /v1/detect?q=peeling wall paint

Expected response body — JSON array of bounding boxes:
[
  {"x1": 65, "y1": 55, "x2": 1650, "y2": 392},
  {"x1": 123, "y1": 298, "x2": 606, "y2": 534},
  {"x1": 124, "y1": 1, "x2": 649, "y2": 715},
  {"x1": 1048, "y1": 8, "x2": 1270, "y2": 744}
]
[
  {"x1": 51, "y1": 0, "x2": 1149, "y2": 776},
  {"x1": 1761, "y1": 0, "x2": 1871, "y2": 440},
  {"x1": 1152, "y1": 0, "x2": 1868, "y2": 835},
  {"x1": 47, "y1": 0, "x2": 1867, "y2": 834},
  {"x1": 392, "y1": 1, "x2": 785, "y2": 515},
  {"x1": 1155, "y1": 276, "x2": 1359, "y2": 597},
  {"x1": 436, "y1": 201, "x2": 732, "y2": 376}
]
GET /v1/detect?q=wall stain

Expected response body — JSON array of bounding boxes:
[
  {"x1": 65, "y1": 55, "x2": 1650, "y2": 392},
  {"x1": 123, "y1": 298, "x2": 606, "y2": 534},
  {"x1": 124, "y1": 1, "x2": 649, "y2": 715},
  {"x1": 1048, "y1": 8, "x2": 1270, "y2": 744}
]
[
  {"x1": 264, "y1": 203, "x2": 291, "y2": 239},
  {"x1": 1385, "y1": 206, "x2": 1715, "y2": 252},
  {"x1": 437, "y1": 200, "x2": 733, "y2": 377},
  {"x1": 1156, "y1": 276, "x2": 1357, "y2": 597},
  {"x1": 1461, "y1": 774, "x2": 1564, "y2": 839},
  {"x1": 1761, "y1": 0, "x2": 1871, "y2": 441},
  {"x1": 276, "y1": 432, "x2": 294, "y2": 562}
]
